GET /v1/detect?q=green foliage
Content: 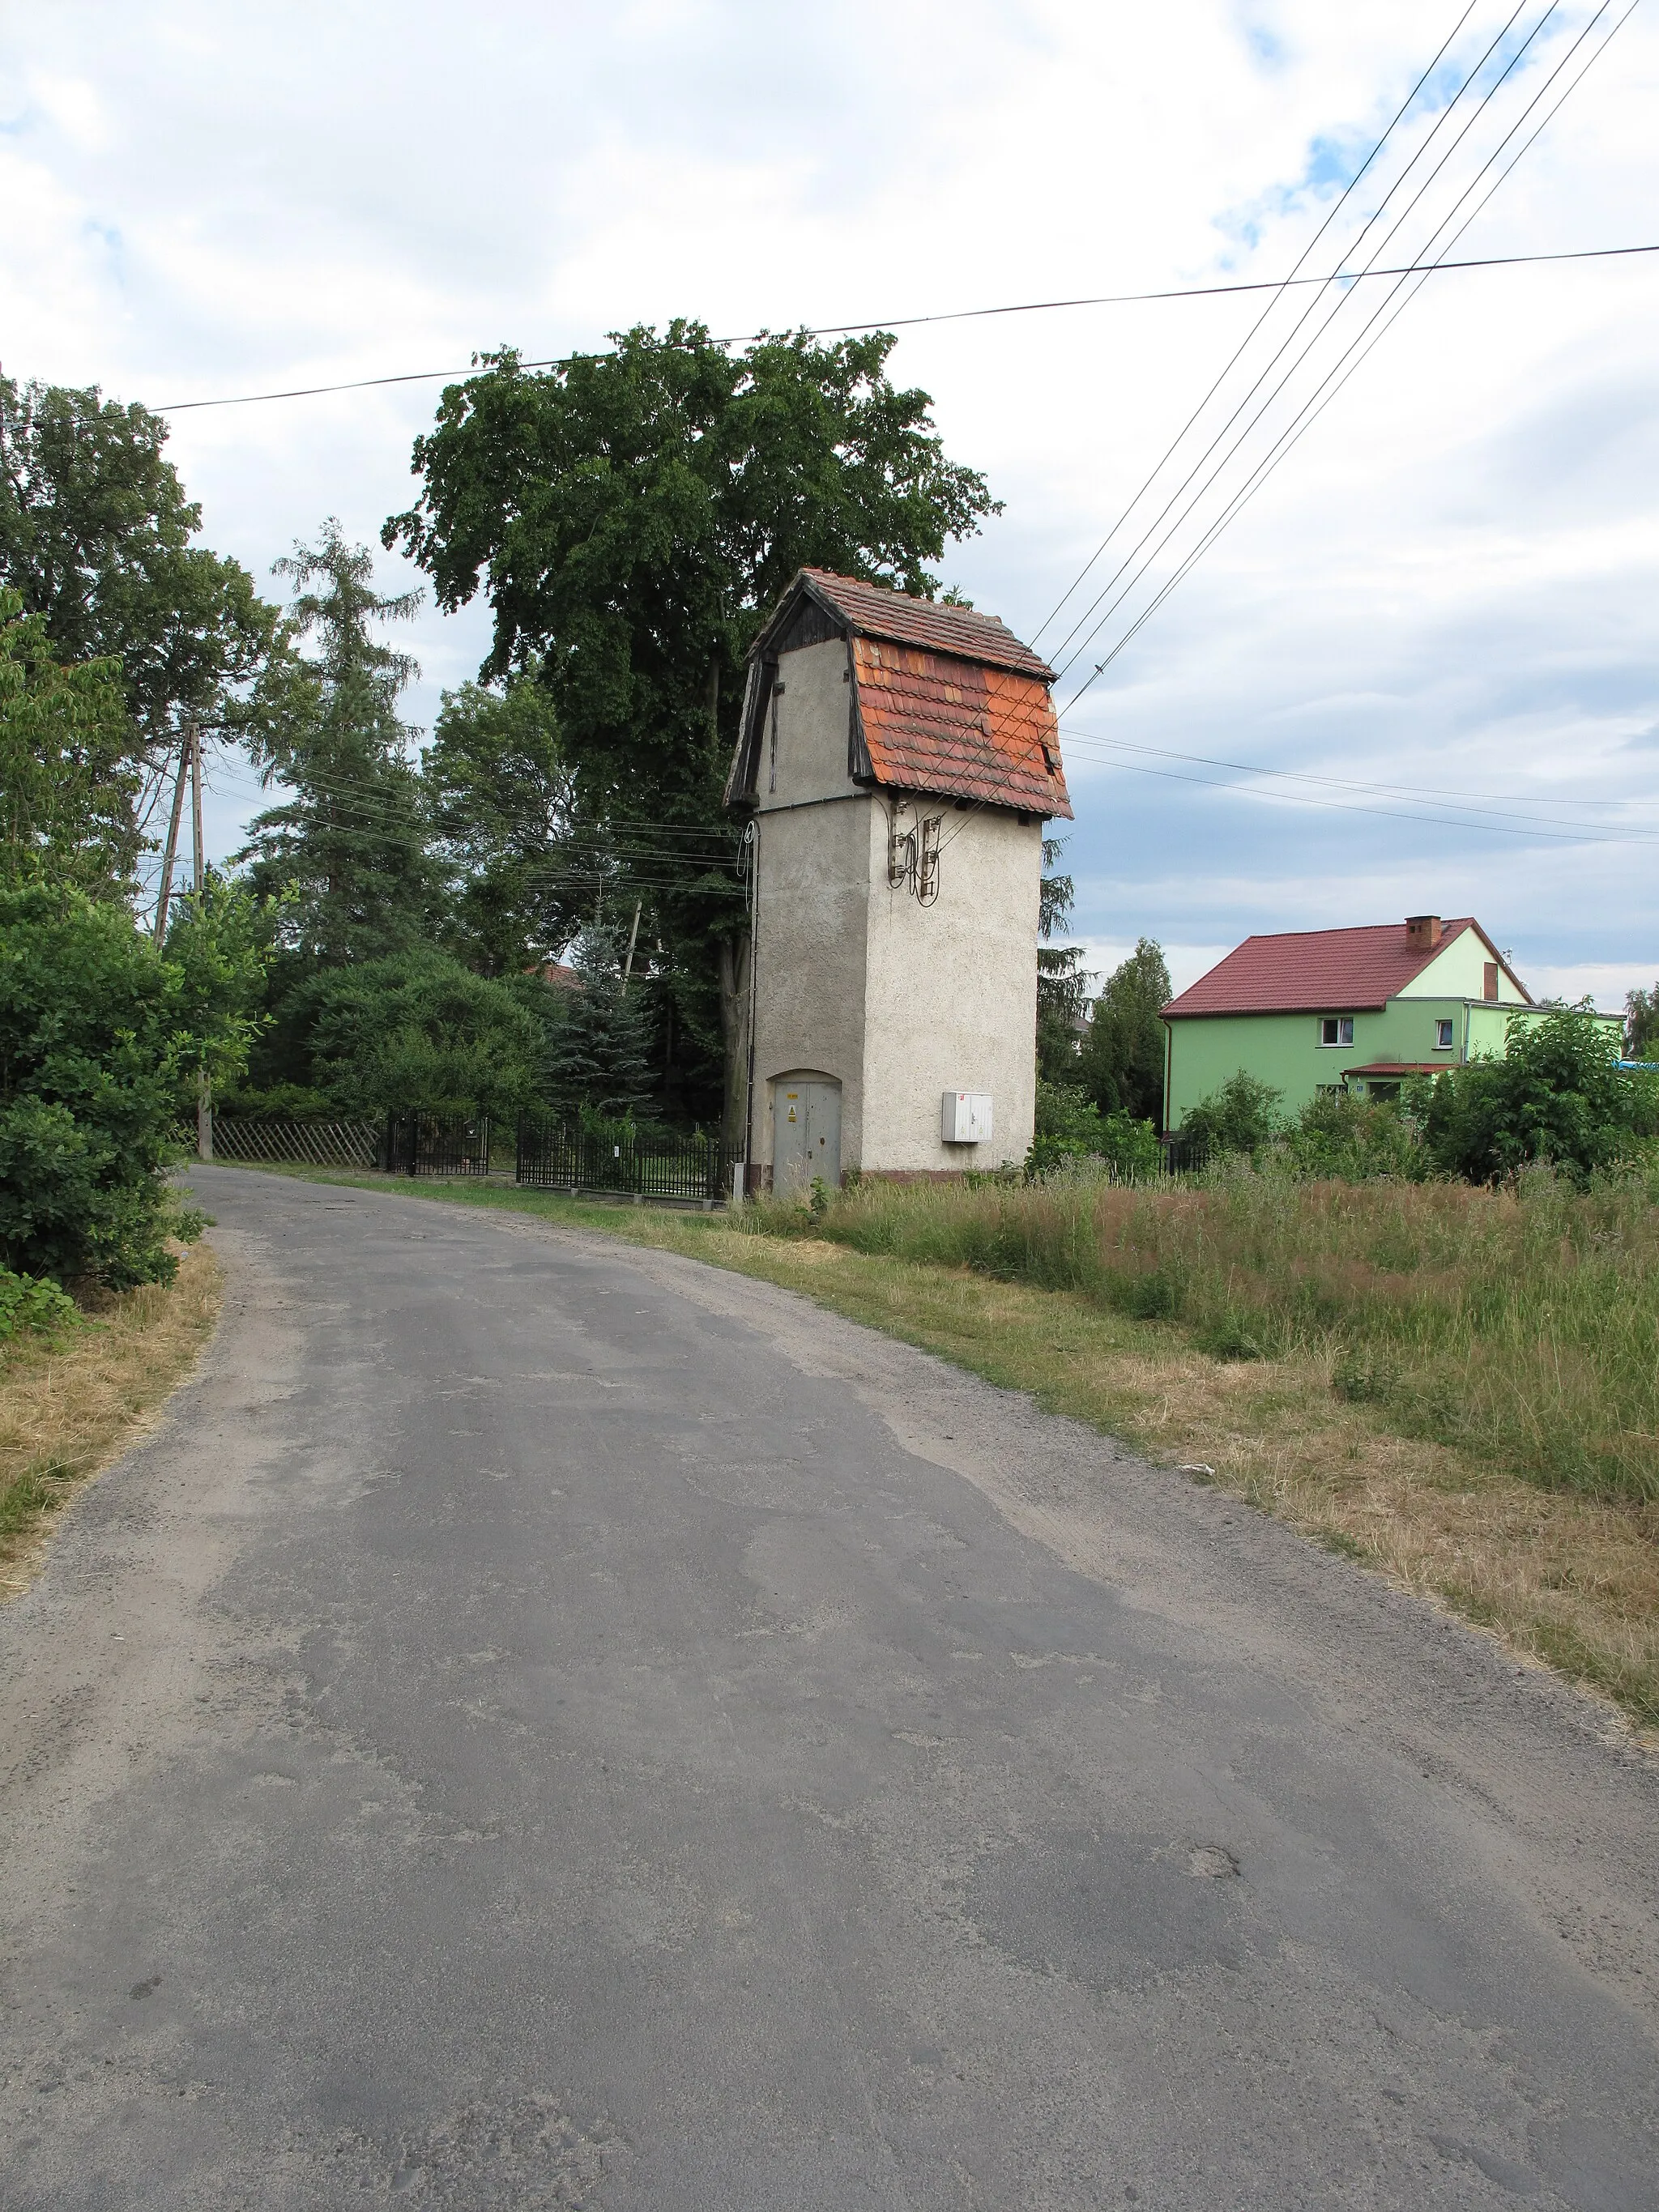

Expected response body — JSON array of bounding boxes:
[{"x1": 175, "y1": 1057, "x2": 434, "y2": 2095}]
[
  {"x1": 0, "y1": 882, "x2": 224, "y2": 1288},
  {"x1": 238, "y1": 522, "x2": 434, "y2": 965},
  {"x1": 215, "y1": 1082, "x2": 335, "y2": 1121},
  {"x1": 1035, "y1": 837, "x2": 1087, "y2": 1084},
  {"x1": 1180, "y1": 1069, "x2": 1284, "y2": 1157},
  {"x1": 386, "y1": 322, "x2": 1000, "y2": 1129},
  {"x1": 1417, "y1": 1002, "x2": 1642, "y2": 1187},
  {"x1": 1026, "y1": 1079, "x2": 1161, "y2": 1179},
  {"x1": 302, "y1": 951, "x2": 550, "y2": 1119},
  {"x1": 0, "y1": 589, "x2": 139, "y2": 895},
  {"x1": 160, "y1": 869, "x2": 271, "y2": 1104},
  {"x1": 540, "y1": 928, "x2": 655, "y2": 1123},
  {"x1": 0, "y1": 1265, "x2": 78, "y2": 1344},
  {"x1": 0, "y1": 374, "x2": 298, "y2": 760},
  {"x1": 1077, "y1": 938, "x2": 1171, "y2": 1124},
  {"x1": 1627, "y1": 982, "x2": 1659, "y2": 1063},
  {"x1": 424, "y1": 667, "x2": 574, "y2": 975},
  {"x1": 1282, "y1": 1089, "x2": 1426, "y2": 1182}
]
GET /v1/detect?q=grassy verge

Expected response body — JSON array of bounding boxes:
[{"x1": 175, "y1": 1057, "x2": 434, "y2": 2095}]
[
  {"x1": 0, "y1": 1243, "x2": 223, "y2": 1598},
  {"x1": 229, "y1": 1166, "x2": 1659, "y2": 1732}
]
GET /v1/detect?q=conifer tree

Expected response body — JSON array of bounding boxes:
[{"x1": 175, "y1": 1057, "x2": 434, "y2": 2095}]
[
  {"x1": 238, "y1": 521, "x2": 434, "y2": 964},
  {"x1": 540, "y1": 925, "x2": 655, "y2": 1123}
]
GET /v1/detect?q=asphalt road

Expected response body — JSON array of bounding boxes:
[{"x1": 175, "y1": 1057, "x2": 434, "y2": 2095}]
[{"x1": 2, "y1": 1166, "x2": 1656, "y2": 2210}]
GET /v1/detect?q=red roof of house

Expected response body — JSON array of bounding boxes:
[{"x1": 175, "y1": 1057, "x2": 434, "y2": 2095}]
[
  {"x1": 1162, "y1": 918, "x2": 1520, "y2": 1017},
  {"x1": 727, "y1": 569, "x2": 1071, "y2": 818}
]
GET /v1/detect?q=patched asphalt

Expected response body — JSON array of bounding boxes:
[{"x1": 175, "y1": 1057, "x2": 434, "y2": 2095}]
[{"x1": 1, "y1": 1165, "x2": 1655, "y2": 2209}]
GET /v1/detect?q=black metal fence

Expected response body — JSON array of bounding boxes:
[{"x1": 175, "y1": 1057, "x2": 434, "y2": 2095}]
[
  {"x1": 516, "y1": 1119, "x2": 735, "y2": 1203},
  {"x1": 1160, "y1": 1136, "x2": 1210, "y2": 1175},
  {"x1": 383, "y1": 1112, "x2": 496, "y2": 1178}
]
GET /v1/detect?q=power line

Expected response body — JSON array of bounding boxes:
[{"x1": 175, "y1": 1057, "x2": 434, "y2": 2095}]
[
  {"x1": 144, "y1": 245, "x2": 1657, "y2": 416},
  {"x1": 1056, "y1": 0, "x2": 1638, "y2": 706},
  {"x1": 1057, "y1": 0, "x2": 1645, "y2": 703},
  {"x1": 1055, "y1": 726, "x2": 1659, "y2": 817},
  {"x1": 1047, "y1": 0, "x2": 1575, "y2": 687},
  {"x1": 1057, "y1": 731, "x2": 1656, "y2": 845},
  {"x1": 1032, "y1": 0, "x2": 1484, "y2": 650}
]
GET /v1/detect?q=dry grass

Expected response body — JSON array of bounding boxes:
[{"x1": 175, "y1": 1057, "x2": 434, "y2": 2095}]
[
  {"x1": 0, "y1": 1242, "x2": 223, "y2": 1598},
  {"x1": 232, "y1": 1168, "x2": 1659, "y2": 1732}
]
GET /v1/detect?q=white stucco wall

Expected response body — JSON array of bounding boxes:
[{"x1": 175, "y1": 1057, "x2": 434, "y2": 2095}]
[
  {"x1": 859, "y1": 799, "x2": 1040, "y2": 1170},
  {"x1": 748, "y1": 635, "x2": 1044, "y2": 1177}
]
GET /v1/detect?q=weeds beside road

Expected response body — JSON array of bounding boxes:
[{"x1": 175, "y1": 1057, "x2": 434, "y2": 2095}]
[
  {"x1": 0, "y1": 1245, "x2": 222, "y2": 1596},
  {"x1": 783, "y1": 1166, "x2": 1659, "y2": 1509},
  {"x1": 232, "y1": 1163, "x2": 1659, "y2": 1733}
]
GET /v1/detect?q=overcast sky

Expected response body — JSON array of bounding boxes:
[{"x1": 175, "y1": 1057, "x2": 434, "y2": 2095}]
[{"x1": 3, "y1": 0, "x2": 1656, "y2": 1004}]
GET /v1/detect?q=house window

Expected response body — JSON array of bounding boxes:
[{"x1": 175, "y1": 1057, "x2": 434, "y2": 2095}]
[
  {"x1": 1483, "y1": 961, "x2": 1499, "y2": 1002},
  {"x1": 1319, "y1": 1016, "x2": 1354, "y2": 1047},
  {"x1": 1435, "y1": 1018, "x2": 1454, "y2": 1050}
]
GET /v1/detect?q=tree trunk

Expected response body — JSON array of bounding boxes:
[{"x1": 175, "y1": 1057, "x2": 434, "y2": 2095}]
[{"x1": 717, "y1": 932, "x2": 752, "y2": 1157}]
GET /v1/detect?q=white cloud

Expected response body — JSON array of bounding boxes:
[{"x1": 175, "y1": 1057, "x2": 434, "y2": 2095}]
[{"x1": 1, "y1": 0, "x2": 1653, "y2": 986}]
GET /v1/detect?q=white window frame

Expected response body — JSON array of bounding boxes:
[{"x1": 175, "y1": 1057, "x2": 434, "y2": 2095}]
[
  {"x1": 1319, "y1": 1016, "x2": 1354, "y2": 1047},
  {"x1": 1434, "y1": 1017, "x2": 1455, "y2": 1051}
]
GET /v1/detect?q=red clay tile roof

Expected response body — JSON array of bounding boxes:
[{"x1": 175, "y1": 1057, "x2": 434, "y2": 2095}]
[
  {"x1": 727, "y1": 569, "x2": 1070, "y2": 816},
  {"x1": 1346, "y1": 1062, "x2": 1448, "y2": 1077},
  {"x1": 1163, "y1": 919, "x2": 1499, "y2": 1017},
  {"x1": 797, "y1": 569, "x2": 1056, "y2": 680},
  {"x1": 851, "y1": 635, "x2": 1071, "y2": 817}
]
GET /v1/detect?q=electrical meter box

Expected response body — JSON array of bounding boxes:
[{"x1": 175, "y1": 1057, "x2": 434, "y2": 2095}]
[{"x1": 941, "y1": 1092, "x2": 994, "y2": 1145}]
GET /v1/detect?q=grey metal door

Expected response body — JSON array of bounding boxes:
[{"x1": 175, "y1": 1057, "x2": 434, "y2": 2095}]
[{"x1": 772, "y1": 1078, "x2": 841, "y2": 1191}]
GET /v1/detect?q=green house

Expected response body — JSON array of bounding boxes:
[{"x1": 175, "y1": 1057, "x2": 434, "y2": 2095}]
[{"x1": 1160, "y1": 914, "x2": 1613, "y2": 1132}]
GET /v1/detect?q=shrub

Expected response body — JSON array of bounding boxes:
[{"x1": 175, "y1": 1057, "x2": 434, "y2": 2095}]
[
  {"x1": 0, "y1": 1264, "x2": 77, "y2": 1344},
  {"x1": 1417, "y1": 1002, "x2": 1642, "y2": 1186},
  {"x1": 0, "y1": 883, "x2": 220, "y2": 1287},
  {"x1": 301, "y1": 950, "x2": 550, "y2": 1119},
  {"x1": 1283, "y1": 1089, "x2": 1426, "y2": 1182},
  {"x1": 1026, "y1": 1079, "x2": 1160, "y2": 1179},
  {"x1": 1180, "y1": 1070, "x2": 1283, "y2": 1157}
]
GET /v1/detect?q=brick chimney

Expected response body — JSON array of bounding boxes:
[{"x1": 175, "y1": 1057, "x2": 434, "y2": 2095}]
[{"x1": 1405, "y1": 914, "x2": 1442, "y2": 953}]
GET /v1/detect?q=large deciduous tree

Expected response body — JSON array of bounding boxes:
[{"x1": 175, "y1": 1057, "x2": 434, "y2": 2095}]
[
  {"x1": 0, "y1": 589, "x2": 139, "y2": 897},
  {"x1": 0, "y1": 376, "x2": 299, "y2": 767},
  {"x1": 384, "y1": 322, "x2": 998, "y2": 1134},
  {"x1": 423, "y1": 668, "x2": 574, "y2": 977}
]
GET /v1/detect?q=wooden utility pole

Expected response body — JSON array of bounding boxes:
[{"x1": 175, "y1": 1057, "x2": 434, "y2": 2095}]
[
  {"x1": 152, "y1": 738, "x2": 190, "y2": 948},
  {"x1": 621, "y1": 899, "x2": 642, "y2": 991},
  {"x1": 189, "y1": 722, "x2": 213, "y2": 1163}
]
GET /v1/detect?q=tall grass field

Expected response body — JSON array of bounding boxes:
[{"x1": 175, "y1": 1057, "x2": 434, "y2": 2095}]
[{"x1": 766, "y1": 1166, "x2": 1659, "y2": 1509}]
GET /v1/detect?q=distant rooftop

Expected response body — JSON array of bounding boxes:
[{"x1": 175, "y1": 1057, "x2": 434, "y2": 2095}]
[{"x1": 1162, "y1": 918, "x2": 1527, "y2": 1017}]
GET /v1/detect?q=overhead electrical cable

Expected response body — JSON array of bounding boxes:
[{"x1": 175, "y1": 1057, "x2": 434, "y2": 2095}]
[
  {"x1": 1030, "y1": 0, "x2": 1483, "y2": 650},
  {"x1": 1047, "y1": 0, "x2": 1569, "y2": 687},
  {"x1": 1059, "y1": 0, "x2": 1639, "y2": 709},
  {"x1": 144, "y1": 247, "x2": 1657, "y2": 416},
  {"x1": 1053, "y1": 726, "x2": 1659, "y2": 818},
  {"x1": 1055, "y1": 735, "x2": 1655, "y2": 844}
]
